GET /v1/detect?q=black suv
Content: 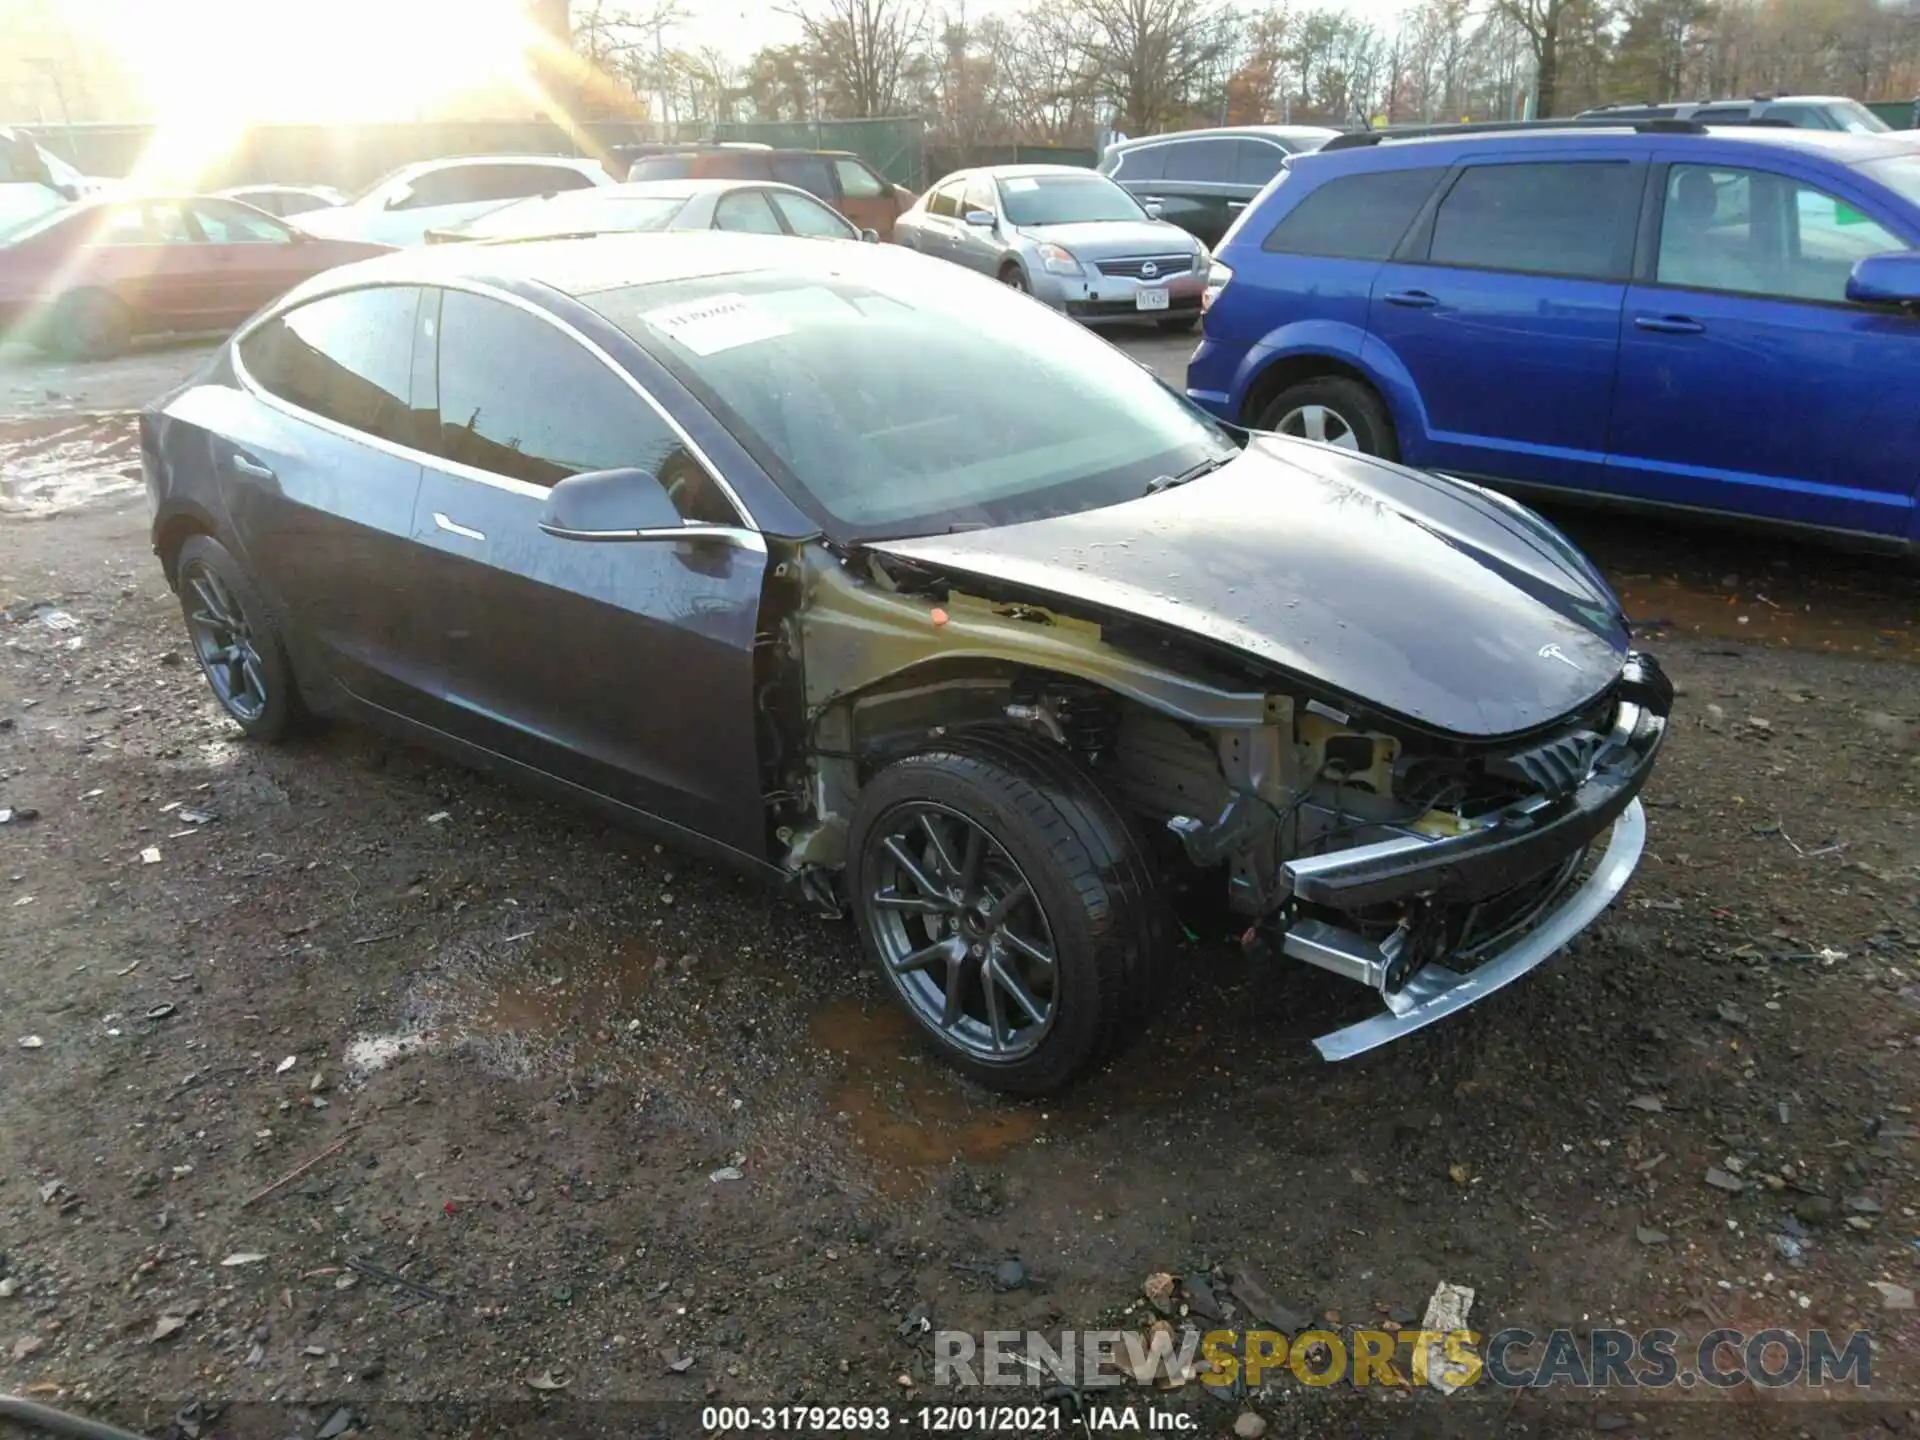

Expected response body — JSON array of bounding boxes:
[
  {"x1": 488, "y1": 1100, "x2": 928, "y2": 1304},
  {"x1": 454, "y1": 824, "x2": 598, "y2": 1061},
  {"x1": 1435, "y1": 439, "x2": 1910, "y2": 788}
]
[
  {"x1": 609, "y1": 142, "x2": 914, "y2": 238},
  {"x1": 1575, "y1": 95, "x2": 1893, "y2": 133},
  {"x1": 1097, "y1": 124, "x2": 1338, "y2": 245}
]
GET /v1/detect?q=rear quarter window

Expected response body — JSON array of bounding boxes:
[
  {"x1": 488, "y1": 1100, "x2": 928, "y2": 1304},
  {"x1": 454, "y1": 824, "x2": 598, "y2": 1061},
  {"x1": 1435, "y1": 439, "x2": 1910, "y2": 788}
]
[{"x1": 1261, "y1": 167, "x2": 1445, "y2": 259}]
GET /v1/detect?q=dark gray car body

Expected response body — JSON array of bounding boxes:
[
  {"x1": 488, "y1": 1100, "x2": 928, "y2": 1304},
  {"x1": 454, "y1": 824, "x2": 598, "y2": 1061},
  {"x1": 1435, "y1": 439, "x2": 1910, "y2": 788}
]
[{"x1": 141, "y1": 234, "x2": 1667, "y2": 1069}]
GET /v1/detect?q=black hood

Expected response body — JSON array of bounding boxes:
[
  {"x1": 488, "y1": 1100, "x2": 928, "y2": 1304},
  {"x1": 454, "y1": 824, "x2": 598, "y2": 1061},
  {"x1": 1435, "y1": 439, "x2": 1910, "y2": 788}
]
[{"x1": 867, "y1": 438, "x2": 1629, "y2": 740}]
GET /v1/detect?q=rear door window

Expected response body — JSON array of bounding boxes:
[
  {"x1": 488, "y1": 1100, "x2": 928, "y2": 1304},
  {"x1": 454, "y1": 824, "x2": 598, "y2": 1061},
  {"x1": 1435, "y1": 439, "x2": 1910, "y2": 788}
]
[
  {"x1": 1426, "y1": 161, "x2": 1636, "y2": 279},
  {"x1": 1162, "y1": 138, "x2": 1237, "y2": 184},
  {"x1": 1110, "y1": 146, "x2": 1165, "y2": 181},
  {"x1": 1263, "y1": 168, "x2": 1444, "y2": 259},
  {"x1": 772, "y1": 154, "x2": 836, "y2": 199},
  {"x1": 628, "y1": 156, "x2": 693, "y2": 181},
  {"x1": 1234, "y1": 140, "x2": 1289, "y2": 187},
  {"x1": 239, "y1": 286, "x2": 425, "y2": 448}
]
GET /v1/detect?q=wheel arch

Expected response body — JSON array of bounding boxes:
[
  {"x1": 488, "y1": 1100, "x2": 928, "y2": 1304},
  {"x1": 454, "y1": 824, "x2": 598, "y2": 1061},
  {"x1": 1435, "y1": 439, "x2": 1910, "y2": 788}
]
[
  {"x1": 152, "y1": 503, "x2": 221, "y2": 589},
  {"x1": 1236, "y1": 324, "x2": 1425, "y2": 452}
]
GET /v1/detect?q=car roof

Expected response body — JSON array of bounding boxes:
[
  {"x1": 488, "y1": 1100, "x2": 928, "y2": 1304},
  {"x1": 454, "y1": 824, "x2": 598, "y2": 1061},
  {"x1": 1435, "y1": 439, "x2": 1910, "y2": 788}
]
[
  {"x1": 288, "y1": 230, "x2": 886, "y2": 302},
  {"x1": 1311, "y1": 123, "x2": 1915, "y2": 163},
  {"x1": 393, "y1": 154, "x2": 603, "y2": 179},
  {"x1": 965, "y1": 164, "x2": 1106, "y2": 179},
  {"x1": 1114, "y1": 125, "x2": 1339, "y2": 147},
  {"x1": 506, "y1": 178, "x2": 831, "y2": 203}
]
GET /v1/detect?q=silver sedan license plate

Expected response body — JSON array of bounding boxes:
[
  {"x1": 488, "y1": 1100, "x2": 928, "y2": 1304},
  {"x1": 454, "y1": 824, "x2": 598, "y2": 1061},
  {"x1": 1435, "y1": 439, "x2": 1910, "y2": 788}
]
[{"x1": 1135, "y1": 288, "x2": 1170, "y2": 312}]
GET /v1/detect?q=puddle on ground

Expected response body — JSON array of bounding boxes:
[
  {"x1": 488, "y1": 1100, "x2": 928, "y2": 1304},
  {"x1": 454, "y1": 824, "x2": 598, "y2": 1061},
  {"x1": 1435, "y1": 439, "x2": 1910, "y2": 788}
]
[
  {"x1": 0, "y1": 415, "x2": 142, "y2": 517},
  {"x1": 809, "y1": 998, "x2": 1044, "y2": 1191}
]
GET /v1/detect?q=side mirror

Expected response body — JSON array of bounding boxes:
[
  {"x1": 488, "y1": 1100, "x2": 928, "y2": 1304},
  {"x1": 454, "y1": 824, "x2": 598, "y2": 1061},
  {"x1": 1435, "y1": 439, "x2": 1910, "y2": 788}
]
[
  {"x1": 1144, "y1": 201, "x2": 1164, "y2": 219},
  {"x1": 1846, "y1": 250, "x2": 1920, "y2": 307},
  {"x1": 963, "y1": 209, "x2": 995, "y2": 228},
  {"x1": 859, "y1": 227, "x2": 880, "y2": 243},
  {"x1": 540, "y1": 467, "x2": 687, "y2": 540}
]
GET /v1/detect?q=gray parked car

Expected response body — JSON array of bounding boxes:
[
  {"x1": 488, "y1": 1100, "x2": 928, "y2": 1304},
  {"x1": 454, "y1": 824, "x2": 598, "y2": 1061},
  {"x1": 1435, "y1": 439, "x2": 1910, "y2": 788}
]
[{"x1": 894, "y1": 165, "x2": 1209, "y2": 331}]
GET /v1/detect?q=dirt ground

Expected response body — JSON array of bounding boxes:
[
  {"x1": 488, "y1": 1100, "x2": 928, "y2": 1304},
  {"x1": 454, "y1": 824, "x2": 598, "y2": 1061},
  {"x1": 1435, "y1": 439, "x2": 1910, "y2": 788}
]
[{"x1": 0, "y1": 334, "x2": 1916, "y2": 1440}]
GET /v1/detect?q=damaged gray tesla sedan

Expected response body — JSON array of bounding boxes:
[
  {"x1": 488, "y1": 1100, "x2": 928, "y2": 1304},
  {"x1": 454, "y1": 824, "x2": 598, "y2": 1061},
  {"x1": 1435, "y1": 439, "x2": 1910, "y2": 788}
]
[{"x1": 142, "y1": 234, "x2": 1670, "y2": 1093}]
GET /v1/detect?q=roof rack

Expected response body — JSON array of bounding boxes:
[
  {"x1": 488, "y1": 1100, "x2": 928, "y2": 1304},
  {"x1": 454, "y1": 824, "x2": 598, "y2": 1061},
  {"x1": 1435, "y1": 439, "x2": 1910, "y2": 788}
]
[{"x1": 1320, "y1": 117, "x2": 1705, "y2": 151}]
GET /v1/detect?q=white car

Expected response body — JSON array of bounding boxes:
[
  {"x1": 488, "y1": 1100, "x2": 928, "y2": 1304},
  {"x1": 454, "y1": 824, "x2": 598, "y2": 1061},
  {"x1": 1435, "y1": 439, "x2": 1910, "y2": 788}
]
[
  {"x1": 0, "y1": 126, "x2": 114, "y2": 233},
  {"x1": 290, "y1": 155, "x2": 613, "y2": 247}
]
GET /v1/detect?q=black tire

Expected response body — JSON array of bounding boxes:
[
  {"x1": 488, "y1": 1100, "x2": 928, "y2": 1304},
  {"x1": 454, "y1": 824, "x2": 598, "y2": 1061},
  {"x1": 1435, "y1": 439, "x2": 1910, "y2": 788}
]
[
  {"x1": 1257, "y1": 375, "x2": 1399, "y2": 461},
  {"x1": 46, "y1": 289, "x2": 133, "y2": 361},
  {"x1": 998, "y1": 263, "x2": 1028, "y2": 293},
  {"x1": 847, "y1": 730, "x2": 1166, "y2": 1094},
  {"x1": 174, "y1": 534, "x2": 304, "y2": 742},
  {"x1": 1157, "y1": 315, "x2": 1199, "y2": 333}
]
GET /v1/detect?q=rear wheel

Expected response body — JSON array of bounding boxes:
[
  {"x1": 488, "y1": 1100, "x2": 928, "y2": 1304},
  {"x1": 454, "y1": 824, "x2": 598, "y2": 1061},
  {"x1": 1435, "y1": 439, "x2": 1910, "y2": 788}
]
[
  {"x1": 46, "y1": 289, "x2": 132, "y2": 361},
  {"x1": 175, "y1": 535, "x2": 303, "y2": 742},
  {"x1": 1258, "y1": 376, "x2": 1398, "y2": 461},
  {"x1": 848, "y1": 731, "x2": 1165, "y2": 1094}
]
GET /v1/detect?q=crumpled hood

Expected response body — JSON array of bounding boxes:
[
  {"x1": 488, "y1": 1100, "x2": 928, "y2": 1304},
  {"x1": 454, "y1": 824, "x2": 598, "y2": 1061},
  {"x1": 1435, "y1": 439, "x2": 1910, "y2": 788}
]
[{"x1": 867, "y1": 438, "x2": 1630, "y2": 740}]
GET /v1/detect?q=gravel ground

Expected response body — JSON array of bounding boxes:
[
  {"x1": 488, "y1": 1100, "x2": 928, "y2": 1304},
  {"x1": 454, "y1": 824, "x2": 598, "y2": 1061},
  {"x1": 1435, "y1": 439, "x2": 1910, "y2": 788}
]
[{"x1": 0, "y1": 332, "x2": 1915, "y2": 1440}]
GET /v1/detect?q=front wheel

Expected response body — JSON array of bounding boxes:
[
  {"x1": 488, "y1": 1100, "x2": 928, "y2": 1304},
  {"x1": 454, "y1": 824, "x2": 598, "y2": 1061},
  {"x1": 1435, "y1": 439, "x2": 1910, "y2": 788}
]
[
  {"x1": 847, "y1": 732, "x2": 1165, "y2": 1094},
  {"x1": 1258, "y1": 376, "x2": 1399, "y2": 461},
  {"x1": 998, "y1": 263, "x2": 1028, "y2": 293}
]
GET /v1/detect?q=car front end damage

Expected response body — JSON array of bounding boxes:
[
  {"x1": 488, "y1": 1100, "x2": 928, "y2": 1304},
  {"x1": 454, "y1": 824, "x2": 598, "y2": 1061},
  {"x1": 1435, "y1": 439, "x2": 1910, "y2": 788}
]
[
  {"x1": 1184, "y1": 653, "x2": 1670, "y2": 1058},
  {"x1": 769, "y1": 542, "x2": 1670, "y2": 1062}
]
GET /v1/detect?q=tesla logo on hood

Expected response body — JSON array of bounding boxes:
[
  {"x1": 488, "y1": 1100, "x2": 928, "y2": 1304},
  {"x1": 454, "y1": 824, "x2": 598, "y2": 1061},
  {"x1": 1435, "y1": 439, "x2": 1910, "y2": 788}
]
[{"x1": 1537, "y1": 643, "x2": 1581, "y2": 670}]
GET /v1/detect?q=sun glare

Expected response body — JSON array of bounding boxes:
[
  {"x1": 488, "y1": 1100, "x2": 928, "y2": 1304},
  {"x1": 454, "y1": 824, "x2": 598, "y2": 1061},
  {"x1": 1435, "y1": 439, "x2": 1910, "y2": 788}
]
[{"x1": 77, "y1": 0, "x2": 551, "y2": 187}]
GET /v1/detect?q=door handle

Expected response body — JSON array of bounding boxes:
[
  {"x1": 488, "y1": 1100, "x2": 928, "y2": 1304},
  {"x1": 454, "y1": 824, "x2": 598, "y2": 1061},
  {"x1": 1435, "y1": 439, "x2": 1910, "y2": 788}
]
[
  {"x1": 433, "y1": 512, "x2": 486, "y2": 542},
  {"x1": 1383, "y1": 289, "x2": 1439, "y2": 309},
  {"x1": 230, "y1": 454, "x2": 275, "y2": 480},
  {"x1": 1634, "y1": 314, "x2": 1705, "y2": 335}
]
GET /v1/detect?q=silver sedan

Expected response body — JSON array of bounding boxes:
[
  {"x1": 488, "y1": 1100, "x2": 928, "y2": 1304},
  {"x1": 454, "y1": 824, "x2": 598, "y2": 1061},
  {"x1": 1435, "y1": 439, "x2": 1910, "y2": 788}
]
[{"x1": 894, "y1": 165, "x2": 1209, "y2": 331}]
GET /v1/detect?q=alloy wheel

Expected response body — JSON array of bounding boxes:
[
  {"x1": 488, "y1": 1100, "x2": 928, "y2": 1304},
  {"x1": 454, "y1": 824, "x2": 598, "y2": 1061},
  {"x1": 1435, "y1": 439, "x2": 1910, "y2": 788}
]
[
  {"x1": 1278, "y1": 403, "x2": 1360, "y2": 449},
  {"x1": 862, "y1": 802, "x2": 1059, "y2": 1062},
  {"x1": 181, "y1": 561, "x2": 269, "y2": 723}
]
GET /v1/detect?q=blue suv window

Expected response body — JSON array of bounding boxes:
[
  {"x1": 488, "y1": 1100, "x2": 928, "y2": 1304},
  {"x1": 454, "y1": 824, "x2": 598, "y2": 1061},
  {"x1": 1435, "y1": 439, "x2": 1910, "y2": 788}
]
[
  {"x1": 1262, "y1": 167, "x2": 1444, "y2": 259},
  {"x1": 1427, "y1": 161, "x2": 1635, "y2": 279}
]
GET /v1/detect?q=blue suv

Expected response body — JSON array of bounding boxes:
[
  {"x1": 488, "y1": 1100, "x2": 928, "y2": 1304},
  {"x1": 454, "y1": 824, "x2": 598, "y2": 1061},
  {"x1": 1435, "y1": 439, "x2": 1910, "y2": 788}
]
[{"x1": 1186, "y1": 121, "x2": 1920, "y2": 551}]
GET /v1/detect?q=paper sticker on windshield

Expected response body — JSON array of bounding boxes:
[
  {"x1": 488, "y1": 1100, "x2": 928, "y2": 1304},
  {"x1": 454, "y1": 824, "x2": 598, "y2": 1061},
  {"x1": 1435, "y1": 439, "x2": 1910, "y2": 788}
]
[
  {"x1": 1002, "y1": 178, "x2": 1039, "y2": 191},
  {"x1": 641, "y1": 294, "x2": 790, "y2": 355},
  {"x1": 1834, "y1": 201, "x2": 1870, "y2": 227}
]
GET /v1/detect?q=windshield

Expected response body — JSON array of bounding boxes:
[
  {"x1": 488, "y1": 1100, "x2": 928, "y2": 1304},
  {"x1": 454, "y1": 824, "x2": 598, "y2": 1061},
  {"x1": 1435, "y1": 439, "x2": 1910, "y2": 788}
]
[
  {"x1": 459, "y1": 191, "x2": 684, "y2": 239},
  {"x1": 1827, "y1": 99, "x2": 1892, "y2": 133},
  {"x1": 587, "y1": 263, "x2": 1237, "y2": 541},
  {"x1": 998, "y1": 174, "x2": 1145, "y2": 227}
]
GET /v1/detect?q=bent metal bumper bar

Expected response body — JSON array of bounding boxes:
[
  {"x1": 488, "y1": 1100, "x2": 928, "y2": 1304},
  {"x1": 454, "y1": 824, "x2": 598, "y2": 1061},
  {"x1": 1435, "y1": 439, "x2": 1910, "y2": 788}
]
[{"x1": 1303, "y1": 799, "x2": 1646, "y2": 1061}]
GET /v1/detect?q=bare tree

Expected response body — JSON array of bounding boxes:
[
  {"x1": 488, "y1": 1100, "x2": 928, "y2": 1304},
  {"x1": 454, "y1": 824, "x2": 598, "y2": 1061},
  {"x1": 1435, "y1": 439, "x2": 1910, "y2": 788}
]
[
  {"x1": 783, "y1": 0, "x2": 932, "y2": 115},
  {"x1": 1494, "y1": 0, "x2": 1601, "y2": 115},
  {"x1": 1068, "y1": 0, "x2": 1230, "y2": 134}
]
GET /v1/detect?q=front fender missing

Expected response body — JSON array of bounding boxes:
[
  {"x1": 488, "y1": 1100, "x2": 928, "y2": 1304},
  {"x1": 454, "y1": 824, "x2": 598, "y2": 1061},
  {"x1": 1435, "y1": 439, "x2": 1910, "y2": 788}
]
[
  {"x1": 798, "y1": 554, "x2": 1268, "y2": 730},
  {"x1": 781, "y1": 549, "x2": 1271, "y2": 872}
]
